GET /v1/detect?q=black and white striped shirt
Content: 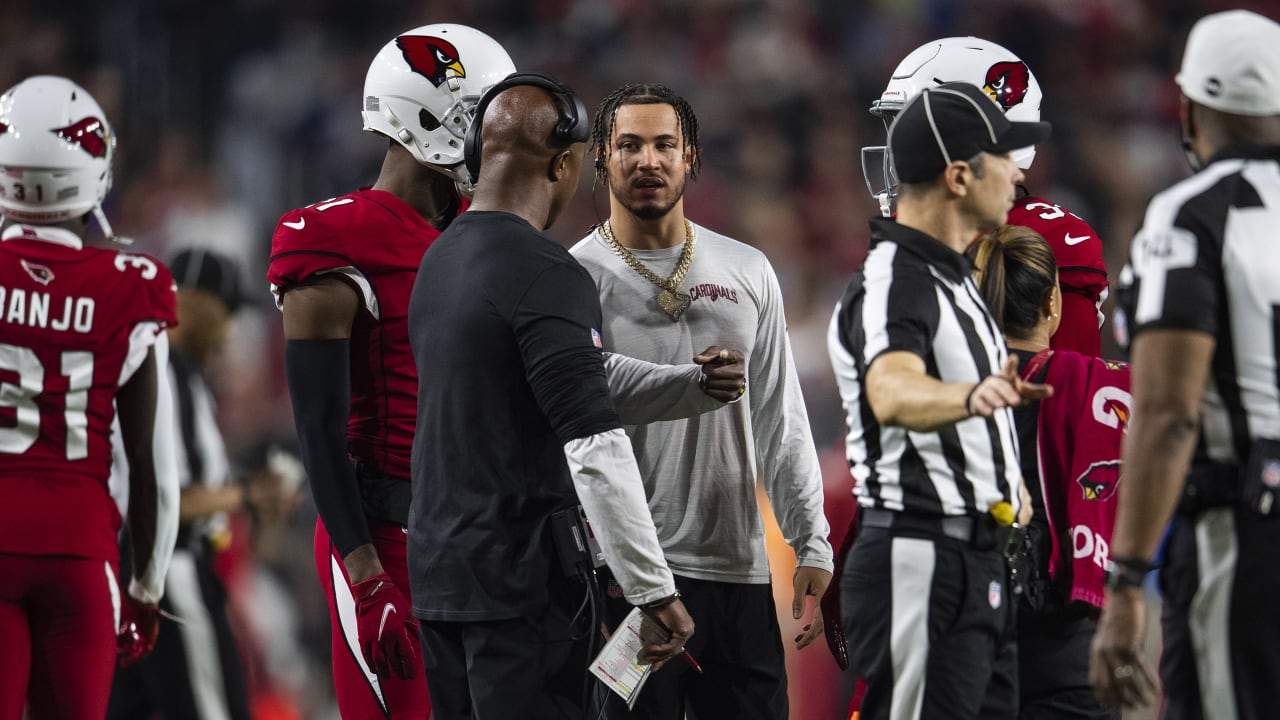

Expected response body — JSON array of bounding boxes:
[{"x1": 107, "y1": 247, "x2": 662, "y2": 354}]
[
  {"x1": 1124, "y1": 145, "x2": 1280, "y2": 464},
  {"x1": 828, "y1": 217, "x2": 1022, "y2": 517}
]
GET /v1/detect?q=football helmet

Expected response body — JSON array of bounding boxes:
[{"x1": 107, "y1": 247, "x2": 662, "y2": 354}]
[
  {"x1": 862, "y1": 37, "x2": 1043, "y2": 215},
  {"x1": 362, "y1": 24, "x2": 516, "y2": 193},
  {"x1": 0, "y1": 75, "x2": 118, "y2": 236}
]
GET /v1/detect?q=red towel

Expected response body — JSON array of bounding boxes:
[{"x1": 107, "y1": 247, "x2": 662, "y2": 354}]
[{"x1": 1021, "y1": 349, "x2": 1131, "y2": 609}]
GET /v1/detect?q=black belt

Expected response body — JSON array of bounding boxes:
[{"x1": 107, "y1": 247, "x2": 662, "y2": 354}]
[{"x1": 860, "y1": 507, "x2": 997, "y2": 550}]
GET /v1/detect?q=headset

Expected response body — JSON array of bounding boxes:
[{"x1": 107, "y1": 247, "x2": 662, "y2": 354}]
[{"x1": 463, "y1": 72, "x2": 590, "y2": 184}]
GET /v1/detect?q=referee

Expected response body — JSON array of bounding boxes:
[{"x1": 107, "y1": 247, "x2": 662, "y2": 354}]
[
  {"x1": 1090, "y1": 11, "x2": 1280, "y2": 718},
  {"x1": 827, "y1": 83, "x2": 1050, "y2": 719}
]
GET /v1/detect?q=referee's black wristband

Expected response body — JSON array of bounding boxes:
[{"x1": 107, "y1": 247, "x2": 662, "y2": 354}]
[
  {"x1": 964, "y1": 382, "x2": 981, "y2": 416},
  {"x1": 1105, "y1": 556, "x2": 1154, "y2": 591}
]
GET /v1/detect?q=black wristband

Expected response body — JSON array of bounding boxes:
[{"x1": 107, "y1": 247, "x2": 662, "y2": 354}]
[
  {"x1": 1105, "y1": 556, "x2": 1153, "y2": 591},
  {"x1": 964, "y1": 381, "x2": 982, "y2": 416}
]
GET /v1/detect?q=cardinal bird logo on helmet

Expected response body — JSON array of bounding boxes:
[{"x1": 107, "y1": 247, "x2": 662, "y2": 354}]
[
  {"x1": 983, "y1": 61, "x2": 1030, "y2": 111},
  {"x1": 1077, "y1": 460, "x2": 1122, "y2": 501},
  {"x1": 397, "y1": 35, "x2": 466, "y2": 88},
  {"x1": 52, "y1": 117, "x2": 109, "y2": 158}
]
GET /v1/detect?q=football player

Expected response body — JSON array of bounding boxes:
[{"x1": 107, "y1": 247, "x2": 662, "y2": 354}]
[
  {"x1": 268, "y1": 24, "x2": 516, "y2": 719},
  {"x1": 0, "y1": 75, "x2": 180, "y2": 719},
  {"x1": 861, "y1": 37, "x2": 1109, "y2": 356}
]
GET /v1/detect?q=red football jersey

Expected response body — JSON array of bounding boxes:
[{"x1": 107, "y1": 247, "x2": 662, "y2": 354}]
[
  {"x1": 268, "y1": 189, "x2": 446, "y2": 479},
  {"x1": 1006, "y1": 196, "x2": 1109, "y2": 357},
  {"x1": 0, "y1": 224, "x2": 177, "y2": 560}
]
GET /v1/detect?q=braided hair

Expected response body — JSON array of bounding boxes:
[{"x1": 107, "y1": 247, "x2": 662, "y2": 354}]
[{"x1": 590, "y1": 83, "x2": 702, "y2": 180}]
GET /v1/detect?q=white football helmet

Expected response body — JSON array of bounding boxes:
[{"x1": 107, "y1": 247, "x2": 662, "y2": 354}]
[
  {"x1": 362, "y1": 24, "x2": 516, "y2": 193},
  {"x1": 0, "y1": 75, "x2": 119, "y2": 236},
  {"x1": 862, "y1": 37, "x2": 1043, "y2": 215}
]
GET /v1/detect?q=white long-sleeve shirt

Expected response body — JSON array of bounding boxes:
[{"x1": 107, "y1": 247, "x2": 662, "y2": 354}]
[{"x1": 572, "y1": 222, "x2": 833, "y2": 583}]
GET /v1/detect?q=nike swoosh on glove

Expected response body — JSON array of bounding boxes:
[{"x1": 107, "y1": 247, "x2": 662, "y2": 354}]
[
  {"x1": 351, "y1": 571, "x2": 419, "y2": 679},
  {"x1": 117, "y1": 596, "x2": 162, "y2": 666}
]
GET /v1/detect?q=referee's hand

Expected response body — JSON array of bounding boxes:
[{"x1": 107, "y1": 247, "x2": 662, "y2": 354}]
[
  {"x1": 966, "y1": 356, "x2": 1052, "y2": 417},
  {"x1": 1090, "y1": 587, "x2": 1158, "y2": 708}
]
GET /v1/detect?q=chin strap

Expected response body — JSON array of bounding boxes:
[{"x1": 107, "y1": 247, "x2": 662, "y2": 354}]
[
  {"x1": 876, "y1": 192, "x2": 894, "y2": 218},
  {"x1": 93, "y1": 205, "x2": 132, "y2": 245}
]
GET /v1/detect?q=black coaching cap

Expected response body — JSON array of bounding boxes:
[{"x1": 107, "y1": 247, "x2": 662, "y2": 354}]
[
  {"x1": 889, "y1": 82, "x2": 1051, "y2": 183},
  {"x1": 169, "y1": 248, "x2": 247, "y2": 313}
]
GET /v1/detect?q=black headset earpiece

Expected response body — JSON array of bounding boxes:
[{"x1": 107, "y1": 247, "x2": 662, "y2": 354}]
[{"x1": 463, "y1": 72, "x2": 590, "y2": 185}]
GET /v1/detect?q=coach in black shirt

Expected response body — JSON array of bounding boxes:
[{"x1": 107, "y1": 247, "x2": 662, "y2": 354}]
[
  {"x1": 407, "y1": 75, "x2": 693, "y2": 720},
  {"x1": 828, "y1": 83, "x2": 1050, "y2": 719}
]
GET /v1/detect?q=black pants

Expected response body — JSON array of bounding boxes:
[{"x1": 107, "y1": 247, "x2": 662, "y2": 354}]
[
  {"x1": 600, "y1": 574, "x2": 787, "y2": 720},
  {"x1": 1017, "y1": 610, "x2": 1116, "y2": 719},
  {"x1": 1160, "y1": 506, "x2": 1280, "y2": 720},
  {"x1": 1014, "y1": 522, "x2": 1116, "y2": 720},
  {"x1": 840, "y1": 527, "x2": 1017, "y2": 720},
  {"x1": 107, "y1": 548, "x2": 250, "y2": 720},
  {"x1": 419, "y1": 580, "x2": 592, "y2": 720}
]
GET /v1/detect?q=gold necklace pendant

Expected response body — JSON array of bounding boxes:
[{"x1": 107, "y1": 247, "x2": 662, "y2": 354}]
[
  {"x1": 657, "y1": 287, "x2": 691, "y2": 321},
  {"x1": 599, "y1": 220, "x2": 696, "y2": 322}
]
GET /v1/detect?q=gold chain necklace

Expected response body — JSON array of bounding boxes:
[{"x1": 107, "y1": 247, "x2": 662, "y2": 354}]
[{"x1": 599, "y1": 219, "x2": 695, "y2": 321}]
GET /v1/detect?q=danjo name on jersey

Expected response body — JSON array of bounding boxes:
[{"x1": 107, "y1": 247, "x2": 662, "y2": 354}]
[{"x1": 0, "y1": 285, "x2": 95, "y2": 333}]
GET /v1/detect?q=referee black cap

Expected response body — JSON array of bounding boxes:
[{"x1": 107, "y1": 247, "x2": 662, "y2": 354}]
[
  {"x1": 169, "y1": 247, "x2": 247, "y2": 314},
  {"x1": 889, "y1": 82, "x2": 1051, "y2": 183}
]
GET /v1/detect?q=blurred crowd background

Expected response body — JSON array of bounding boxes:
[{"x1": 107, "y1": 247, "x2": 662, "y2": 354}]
[{"x1": 3, "y1": 0, "x2": 1271, "y2": 717}]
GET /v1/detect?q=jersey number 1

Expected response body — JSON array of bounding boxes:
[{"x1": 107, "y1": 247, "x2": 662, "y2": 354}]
[{"x1": 0, "y1": 344, "x2": 93, "y2": 459}]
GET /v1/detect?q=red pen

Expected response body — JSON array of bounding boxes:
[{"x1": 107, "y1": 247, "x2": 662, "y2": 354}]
[
  {"x1": 678, "y1": 647, "x2": 703, "y2": 675},
  {"x1": 640, "y1": 607, "x2": 703, "y2": 674}
]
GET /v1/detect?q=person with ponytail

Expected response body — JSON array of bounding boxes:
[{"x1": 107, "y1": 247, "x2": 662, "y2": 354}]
[{"x1": 970, "y1": 225, "x2": 1125, "y2": 720}]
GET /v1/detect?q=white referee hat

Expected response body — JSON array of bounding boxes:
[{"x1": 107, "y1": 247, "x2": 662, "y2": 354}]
[{"x1": 1176, "y1": 9, "x2": 1280, "y2": 116}]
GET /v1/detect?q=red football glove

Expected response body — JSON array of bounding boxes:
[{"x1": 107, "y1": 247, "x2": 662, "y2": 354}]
[
  {"x1": 351, "y1": 572, "x2": 419, "y2": 680},
  {"x1": 117, "y1": 596, "x2": 161, "y2": 666}
]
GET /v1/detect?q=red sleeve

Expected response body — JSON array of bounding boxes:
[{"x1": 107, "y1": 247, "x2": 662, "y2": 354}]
[
  {"x1": 105, "y1": 250, "x2": 178, "y2": 329},
  {"x1": 1008, "y1": 197, "x2": 1107, "y2": 278},
  {"x1": 145, "y1": 259, "x2": 179, "y2": 329},
  {"x1": 1009, "y1": 196, "x2": 1109, "y2": 356},
  {"x1": 267, "y1": 202, "x2": 361, "y2": 291}
]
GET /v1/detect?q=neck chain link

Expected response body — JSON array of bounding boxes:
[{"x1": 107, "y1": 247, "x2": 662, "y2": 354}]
[{"x1": 598, "y1": 219, "x2": 696, "y2": 320}]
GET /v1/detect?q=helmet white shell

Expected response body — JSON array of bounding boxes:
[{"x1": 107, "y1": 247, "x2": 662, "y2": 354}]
[
  {"x1": 874, "y1": 36, "x2": 1042, "y2": 168},
  {"x1": 0, "y1": 75, "x2": 115, "y2": 225},
  {"x1": 362, "y1": 24, "x2": 516, "y2": 192}
]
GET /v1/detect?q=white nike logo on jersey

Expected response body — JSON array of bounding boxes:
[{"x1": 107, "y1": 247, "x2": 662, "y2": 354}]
[
  {"x1": 379, "y1": 603, "x2": 396, "y2": 639},
  {"x1": 1064, "y1": 232, "x2": 1090, "y2": 245},
  {"x1": 283, "y1": 218, "x2": 305, "y2": 230}
]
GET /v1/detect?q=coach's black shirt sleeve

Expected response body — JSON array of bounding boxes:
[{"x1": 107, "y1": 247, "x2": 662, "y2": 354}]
[{"x1": 513, "y1": 262, "x2": 622, "y2": 444}]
